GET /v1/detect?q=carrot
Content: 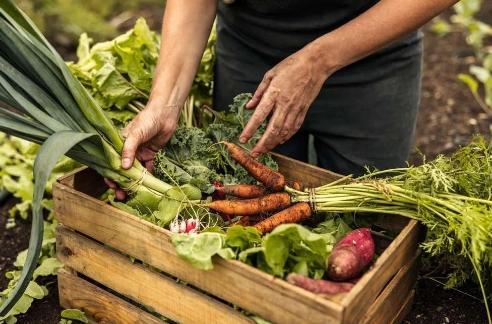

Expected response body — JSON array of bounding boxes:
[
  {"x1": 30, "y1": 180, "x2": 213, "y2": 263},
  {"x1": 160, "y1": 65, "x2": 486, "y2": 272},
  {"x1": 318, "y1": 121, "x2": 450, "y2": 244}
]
[
  {"x1": 286, "y1": 273, "x2": 354, "y2": 295},
  {"x1": 286, "y1": 180, "x2": 303, "y2": 191},
  {"x1": 208, "y1": 192, "x2": 291, "y2": 216},
  {"x1": 254, "y1": 202, "x2": 312, "y2": 234},
  {"x1": 234, "y1": 216, "x2": 250, "y2": 226},
  {"x1": 215, "y1": 184, "x2": 267, "y2": 199},
  {"x1": 223, "y1": 142, "x2": 285, "y2": 191}
]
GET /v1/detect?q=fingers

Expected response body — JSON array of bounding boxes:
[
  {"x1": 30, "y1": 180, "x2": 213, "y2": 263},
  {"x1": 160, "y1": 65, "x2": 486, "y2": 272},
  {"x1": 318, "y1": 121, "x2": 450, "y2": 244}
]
[
  {"x1": 240, "y1": 86, "x2": 279, "y2": 143},
  {"x1": 103, "y1": 178, "x2": 127, "y2": 201},
  {"x1": 145, "y1": 159, "x2": 154, "y2": 172},
  {"x1": 115, "y1": 188, "x2": 126, "y2": 201},
  {"x1": 279, "y1": 107, "x2": 304, "y2": 144},
  {"x1": 136, "y1": 146, "x2": 157, "y2": 162},
  {"x1": 246, "y1": 72, "x2": 273, "y2": 109},
  {"x1": 104, "y1": 178, "x2": 117, "y2": 189},
  {"x1": 121, "y1": 128, "x2": 143, "y2": 169},
  {"x1": 250, "y1": 105, "x2": 287, "y2": 157}
]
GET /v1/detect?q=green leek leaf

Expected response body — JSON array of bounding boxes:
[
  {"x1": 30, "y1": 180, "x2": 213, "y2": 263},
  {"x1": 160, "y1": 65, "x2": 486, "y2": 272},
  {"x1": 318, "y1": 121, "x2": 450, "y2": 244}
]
[{"x1": 0, "y1": 131, "x2": 94, "y2": 316}]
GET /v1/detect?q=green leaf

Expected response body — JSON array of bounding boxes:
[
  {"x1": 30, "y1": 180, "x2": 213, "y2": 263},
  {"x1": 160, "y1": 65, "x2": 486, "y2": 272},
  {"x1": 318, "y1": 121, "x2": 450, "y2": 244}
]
[
  {"x1": 0, "y1": 131, "x2": 93, "y2": 316},
  {"x1": 171, "y1": 232, "x2": 225, "y2": 270},
  {"x1": 33, "y1": 257, "x2": 63, "y2": 279},
  {"x1": 225, "y1": 225, "x2": 262, "y2": 252},
  {"x1": 61, "y1": 309, "x2": 89, "y2": 323},
  {"x1": 24, "y1": 281, "x2": 46, "y2": 299},
  {"x1": 458, "y1": 73, "x2": 479, "y2": 94},
  {"x1": 470, "y1": 65, "x2": 491, "y2": 83}
]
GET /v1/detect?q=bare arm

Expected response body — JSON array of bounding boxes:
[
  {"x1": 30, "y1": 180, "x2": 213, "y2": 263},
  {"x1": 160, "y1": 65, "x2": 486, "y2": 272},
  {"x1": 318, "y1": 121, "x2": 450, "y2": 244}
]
[
  {"x1": 121, "y1": 0, "x2": 217, "y2": 169},
  {"x1": 241, "y1": 0, "x2": 458, "y2": 157}
]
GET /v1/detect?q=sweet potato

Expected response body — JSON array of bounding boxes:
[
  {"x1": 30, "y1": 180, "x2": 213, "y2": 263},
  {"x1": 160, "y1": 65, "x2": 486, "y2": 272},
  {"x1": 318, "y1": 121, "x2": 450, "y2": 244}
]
[
  {"x1": 327, "y1": 228, "x2": 375, "y2": 281},
  {"x1": 287, "y1": 273, "x2": 354, "y2": 294}
]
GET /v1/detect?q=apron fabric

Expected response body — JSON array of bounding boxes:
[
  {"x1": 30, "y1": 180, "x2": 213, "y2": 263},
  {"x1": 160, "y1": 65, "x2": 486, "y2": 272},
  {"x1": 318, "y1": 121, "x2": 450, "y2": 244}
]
[{"x1": 214, "y1": 0, "x2": 423, "y2": 176}]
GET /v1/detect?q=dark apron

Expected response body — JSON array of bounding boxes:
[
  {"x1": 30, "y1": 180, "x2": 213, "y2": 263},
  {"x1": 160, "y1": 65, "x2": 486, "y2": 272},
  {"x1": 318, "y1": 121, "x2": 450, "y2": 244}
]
[{"x1": 214, "y1": 0, "x2": 423, "y2": 176}]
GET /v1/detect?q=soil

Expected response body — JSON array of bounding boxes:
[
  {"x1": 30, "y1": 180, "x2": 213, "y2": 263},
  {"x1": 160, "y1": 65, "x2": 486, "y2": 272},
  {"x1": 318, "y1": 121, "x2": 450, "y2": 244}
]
[{"x1": 1, "y1": 4, "x2": 492, "y2": 324}]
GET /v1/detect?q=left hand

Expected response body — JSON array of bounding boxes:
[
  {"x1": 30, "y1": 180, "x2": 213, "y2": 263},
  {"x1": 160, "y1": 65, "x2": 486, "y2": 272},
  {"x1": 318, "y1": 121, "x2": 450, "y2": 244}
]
[{"x1": 239, "y1": 46, "x2": 332, "y2": 157}]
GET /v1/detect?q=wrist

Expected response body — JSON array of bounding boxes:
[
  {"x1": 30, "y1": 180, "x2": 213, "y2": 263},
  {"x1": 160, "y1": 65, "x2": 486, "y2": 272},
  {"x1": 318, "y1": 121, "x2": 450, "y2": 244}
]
[{"x1": 304, "y1": 35, "x2": 346, "y2": 77}]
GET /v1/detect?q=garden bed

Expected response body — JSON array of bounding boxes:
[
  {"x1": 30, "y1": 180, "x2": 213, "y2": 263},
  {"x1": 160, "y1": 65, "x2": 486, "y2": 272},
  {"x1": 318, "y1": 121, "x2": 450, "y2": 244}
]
[{"x1": 53, "y1": 155, "x2": 422, "y2": 324}]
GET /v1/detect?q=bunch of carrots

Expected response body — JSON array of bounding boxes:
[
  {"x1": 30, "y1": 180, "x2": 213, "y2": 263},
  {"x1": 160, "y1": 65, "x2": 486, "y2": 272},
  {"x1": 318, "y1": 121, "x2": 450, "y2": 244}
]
[{"x1": 208, "y1": 142, "x2": 314, "y2": 233}]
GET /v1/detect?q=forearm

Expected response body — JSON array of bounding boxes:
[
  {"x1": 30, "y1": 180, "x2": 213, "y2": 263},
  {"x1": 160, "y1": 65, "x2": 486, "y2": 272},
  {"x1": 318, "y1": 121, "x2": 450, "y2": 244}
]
[
  {"x1": 149, "y1": 0, "x2": 217, "y2": 108},
  {"x1": 308, "y1": 0, "x2": 458, "y2": 74}
]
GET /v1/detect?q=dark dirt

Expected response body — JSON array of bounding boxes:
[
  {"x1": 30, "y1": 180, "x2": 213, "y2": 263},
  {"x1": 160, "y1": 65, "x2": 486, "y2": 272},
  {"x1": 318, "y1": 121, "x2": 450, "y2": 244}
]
[
  {"x1": 1, "y1": 4, "x2": 492, "y2": 324},
  {"x1": 0, "y1": 199, "x2": 62, "y2": 324}
]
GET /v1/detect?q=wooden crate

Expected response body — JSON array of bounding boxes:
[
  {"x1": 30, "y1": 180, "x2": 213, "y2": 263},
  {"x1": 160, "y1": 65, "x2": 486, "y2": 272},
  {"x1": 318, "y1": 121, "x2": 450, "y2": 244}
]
[{"x1": 53, "y1": 154, "x2": 422, "y2": 324}]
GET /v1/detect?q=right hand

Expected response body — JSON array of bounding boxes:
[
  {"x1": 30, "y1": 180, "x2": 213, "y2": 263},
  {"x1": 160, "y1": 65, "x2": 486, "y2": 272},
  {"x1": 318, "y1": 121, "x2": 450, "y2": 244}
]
[
  {"x1": 121, "y1": 101, "x2": 181, "y2": 170},
  {"x1": 105, "y1": 101, "x2": 181, "y2": 201}
]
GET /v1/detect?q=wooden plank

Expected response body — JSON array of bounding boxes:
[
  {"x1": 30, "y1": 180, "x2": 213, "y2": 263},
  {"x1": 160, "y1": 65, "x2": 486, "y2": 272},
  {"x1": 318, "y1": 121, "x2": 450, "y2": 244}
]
[
  {"x1": 392, "y1": 290, "x2": 415, "y2": 324},
  {"x1": 361, "y1": 251, "x2": 419, "y2": 324},
  {"x1": 53, "y1": 184, "x2": 343, "y2": 324},
  {"x1": 56, "y1": 226, "x2": 252, "y2": 324},
  {"x1": 272, "y1": 152, "x2": 341, "y2": 186},
  {"x1": 341, "y1": 219, "x2": 421, "y2": 324},
  {"x1": 58, "y1": 268, "x2": 164, "y2": 324}
]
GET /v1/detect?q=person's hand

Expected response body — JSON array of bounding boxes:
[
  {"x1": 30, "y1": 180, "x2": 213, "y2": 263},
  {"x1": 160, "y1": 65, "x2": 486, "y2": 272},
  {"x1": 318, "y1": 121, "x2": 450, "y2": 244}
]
[
  {"x1": 104, "y1": 146, "x2": 157, "y2": 201},
  {"x1": 239, "y1": 45, "x2": 333, "y2": 157},
  {"x1": 105, "y1": 101, "x2": 181, "y2": 201},
  {"x1": 121, "y1": 101, "x2": 181, "y2": 169}
]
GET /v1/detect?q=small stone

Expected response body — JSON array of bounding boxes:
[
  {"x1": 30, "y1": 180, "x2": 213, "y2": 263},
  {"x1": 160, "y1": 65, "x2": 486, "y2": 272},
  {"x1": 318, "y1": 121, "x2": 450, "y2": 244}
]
[
  {"x1": 468, "y1": 118, "x2": 477, "y2": 126},
  {"x1": 445, "y1": 316, "x2": 450, "y2": 323}
]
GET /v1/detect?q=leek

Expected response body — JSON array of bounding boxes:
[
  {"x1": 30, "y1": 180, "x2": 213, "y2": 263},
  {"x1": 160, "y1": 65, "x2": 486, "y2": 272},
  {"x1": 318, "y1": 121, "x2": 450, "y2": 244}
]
[{"x1": 0, "y1": 0, "x2": 174, "y2": 315}]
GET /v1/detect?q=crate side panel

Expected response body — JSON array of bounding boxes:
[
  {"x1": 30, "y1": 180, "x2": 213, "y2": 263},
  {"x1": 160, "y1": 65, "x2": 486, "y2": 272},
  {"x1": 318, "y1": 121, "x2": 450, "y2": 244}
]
[
  {"x1": 341, "y1": 220, "x2": 421, "y2": 324},
  {"x1": 58, "y1": 268, "x2": 164, "y2": 324},
  {"x1": 361, "y1": 251, "x2": 419, "y2": 324},
  {"x1": 53, "y1": 188, "x2": 343, "y2": 323},
  {"x1": 56, "y1": 226, "x2": 252, "y2": 324}
]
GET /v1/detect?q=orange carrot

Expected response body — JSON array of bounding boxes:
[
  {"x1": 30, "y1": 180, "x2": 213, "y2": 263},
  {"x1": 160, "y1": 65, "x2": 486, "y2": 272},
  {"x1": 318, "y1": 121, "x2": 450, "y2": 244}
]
[
  {"x1": 208, "y1": 192, "x2": 291, "y2": 215},
  {"x1": 224, "y1": 142, "x2": 285, "y2": 191},
  {"x1": 254, "y1": 202, "x2": 312, "y2": 234},
  {"x1": 215, "y1": 184, "x2": 267, "y2": 199},
  {"x1": 286, "y1": 180, "x2": 303, "y2": 191},
  {"x1": 234, "y1": 216, "x2": 251, "y2": 226}
]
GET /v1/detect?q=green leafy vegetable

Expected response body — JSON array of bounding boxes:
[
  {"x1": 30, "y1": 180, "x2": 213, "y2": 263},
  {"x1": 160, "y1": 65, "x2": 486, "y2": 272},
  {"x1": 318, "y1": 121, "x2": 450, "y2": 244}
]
[
  {"x1": 172, "y1": 224, "x2": 337, "y2": 279},
  {"x1": 171, "y1": 232, "x2": 226, "y2": 270},
  {"x1": 61, "y1": 309, "x2": 89, "y2": 323}
]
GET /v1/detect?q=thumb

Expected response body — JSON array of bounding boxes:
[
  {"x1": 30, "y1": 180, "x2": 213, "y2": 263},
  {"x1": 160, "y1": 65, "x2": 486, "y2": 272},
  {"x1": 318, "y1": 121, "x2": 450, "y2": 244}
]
[{"x1": 121, "y1": 130, "x2": 142, "y2": 169}]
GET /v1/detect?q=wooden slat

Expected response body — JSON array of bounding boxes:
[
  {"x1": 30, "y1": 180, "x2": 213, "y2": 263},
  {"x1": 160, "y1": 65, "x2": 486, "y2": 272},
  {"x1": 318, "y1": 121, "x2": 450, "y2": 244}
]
[
  {"x1": 58, "y1": 268, "x2": 164, "y2": 324},
  {"x1": 392, "y1": 290, "x2": 415, "y2": 324},
  {"x1": 362, "y1": 251, "x2": 420, "y2": 324},
  {"x1": 272, "y1": 152, "x2": 341, "y2": 187},
  {"x1": 341, "y1": 220, "x2": 421, "y2": 324},
  {"x1": 53, "y1": 182, "x2": 343, "y2": 324},
  {"x1": 56, "y1": 226, "x2": 252, "y2": 324}
]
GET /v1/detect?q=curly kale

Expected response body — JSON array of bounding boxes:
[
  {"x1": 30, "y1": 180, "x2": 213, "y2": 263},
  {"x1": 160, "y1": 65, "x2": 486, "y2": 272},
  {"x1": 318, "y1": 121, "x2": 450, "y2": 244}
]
[{"x1": 153, "y1": 93, "x2": 278, "y2": 191}]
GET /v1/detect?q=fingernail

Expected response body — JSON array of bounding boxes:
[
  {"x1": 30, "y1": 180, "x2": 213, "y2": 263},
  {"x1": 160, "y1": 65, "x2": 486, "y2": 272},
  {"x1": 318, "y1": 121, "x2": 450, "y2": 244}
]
[
  {"x1": 239, "y1": 136, "x2": 246, "y2": 143},
  {"x1": 122, "y1": 158, "x2": 131, "y2": 169}
]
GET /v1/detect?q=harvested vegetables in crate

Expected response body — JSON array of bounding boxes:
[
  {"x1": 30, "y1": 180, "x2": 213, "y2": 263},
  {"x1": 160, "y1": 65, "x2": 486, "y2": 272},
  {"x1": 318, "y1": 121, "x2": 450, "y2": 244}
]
[{"x1": 0, "y1": 0, "x2": 491, "y2": 321}]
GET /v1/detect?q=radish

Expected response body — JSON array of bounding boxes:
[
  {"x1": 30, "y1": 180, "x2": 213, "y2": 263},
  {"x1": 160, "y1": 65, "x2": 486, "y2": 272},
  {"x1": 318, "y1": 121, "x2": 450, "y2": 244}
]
[
  {"x1": 287, "y1": 273, "x2": 354, "y2": 294},
  {"x1": 327, "y1": 228, "x2": 375, "y2": 281}
]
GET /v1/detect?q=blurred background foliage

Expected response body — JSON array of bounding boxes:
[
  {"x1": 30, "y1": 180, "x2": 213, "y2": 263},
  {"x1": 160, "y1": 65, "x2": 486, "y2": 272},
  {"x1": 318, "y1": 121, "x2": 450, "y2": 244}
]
[{"x1": 16, "y1": 0, "x2": 163, "y2": 54}]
